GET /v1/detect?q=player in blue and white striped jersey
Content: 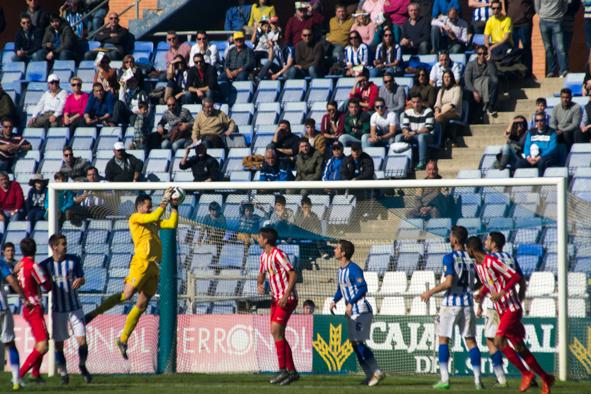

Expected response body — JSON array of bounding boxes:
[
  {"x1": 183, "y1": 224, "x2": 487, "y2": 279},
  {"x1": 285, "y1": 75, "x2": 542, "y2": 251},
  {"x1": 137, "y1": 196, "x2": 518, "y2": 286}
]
[
  {"x1": 421, "y1": 226, "x2": 482, "y2": 391},
  {"x1": 330, "y1": 240, "x2": 384, "y2": 386},
  {"x1": 39, "y1": 234, "x2": 92, "y2": 385}
]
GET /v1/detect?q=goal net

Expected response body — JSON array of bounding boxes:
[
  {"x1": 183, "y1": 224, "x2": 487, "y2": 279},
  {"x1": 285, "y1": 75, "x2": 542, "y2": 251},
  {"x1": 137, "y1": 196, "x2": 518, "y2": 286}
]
[{"x1": 36, "y1": 179, "x2": 575, "y2": 379}]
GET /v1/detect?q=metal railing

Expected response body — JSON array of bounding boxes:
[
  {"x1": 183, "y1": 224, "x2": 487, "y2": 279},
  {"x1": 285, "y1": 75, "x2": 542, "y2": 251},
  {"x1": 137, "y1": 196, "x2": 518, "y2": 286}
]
[{"x1": 70, "y1": 0, "x2": 143, "y2": 40}]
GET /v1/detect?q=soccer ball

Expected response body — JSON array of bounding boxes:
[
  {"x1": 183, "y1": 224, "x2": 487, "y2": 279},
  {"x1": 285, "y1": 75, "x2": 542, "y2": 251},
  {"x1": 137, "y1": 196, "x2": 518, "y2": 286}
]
[{"x1": 171, "y1": 187, "x2": 186, "y2": 205}]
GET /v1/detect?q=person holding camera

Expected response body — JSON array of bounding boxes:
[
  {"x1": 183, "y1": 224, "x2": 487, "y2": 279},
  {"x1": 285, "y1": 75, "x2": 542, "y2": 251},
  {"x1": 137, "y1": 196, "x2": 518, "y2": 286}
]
[{"x1": 179, "y1": 143, "x2": 221, "y2": 182}]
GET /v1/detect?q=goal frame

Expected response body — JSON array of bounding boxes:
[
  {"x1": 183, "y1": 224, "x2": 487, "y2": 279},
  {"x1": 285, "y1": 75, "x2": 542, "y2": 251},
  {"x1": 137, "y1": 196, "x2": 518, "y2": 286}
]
[{"x1": 46, "y1": 178, "x2": 569, "y2": 381}]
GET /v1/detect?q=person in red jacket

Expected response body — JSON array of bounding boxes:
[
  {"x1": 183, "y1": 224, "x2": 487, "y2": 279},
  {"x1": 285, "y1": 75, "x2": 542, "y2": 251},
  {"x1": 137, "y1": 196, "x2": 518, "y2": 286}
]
[
  {"x1": 348, "y1": 67, "x2": 379, "y2": 111},
  {"x1": 0, "y1": 172, "x2": 24, "y2": 222},
  {"x1": 284, "y1": 2, "x2": 324, "y2": 46}
]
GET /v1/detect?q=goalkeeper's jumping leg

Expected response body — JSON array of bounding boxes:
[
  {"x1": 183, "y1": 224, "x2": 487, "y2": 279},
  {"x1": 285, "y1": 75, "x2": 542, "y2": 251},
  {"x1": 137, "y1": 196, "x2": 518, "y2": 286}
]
[{"x1": 117, "y1": 287, "x2": 150, "y2": 360}]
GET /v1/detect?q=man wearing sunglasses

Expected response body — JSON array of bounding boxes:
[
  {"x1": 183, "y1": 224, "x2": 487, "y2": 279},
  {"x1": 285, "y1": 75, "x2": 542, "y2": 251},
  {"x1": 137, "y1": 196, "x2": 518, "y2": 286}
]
[
  {"x1": 288, "y1": 28, "x2": 324, "y2": 79},
  {"x1": 13, "y1": 14, "x2": 42, "y2": 62},
  {"x1": 464, "y1": 45, "x2": 499, "y2": 117},
  {"x1": 515, "y1": 111, "x2": 559, "y2": 176},
  {"x1": 84, "y1": 12, "x2": 132, "y2": 60},
  {"x1": 483, "y1": 0, "x2": 513, "y2": 62},
  {"x1": 188, "y1": 30, "x2": 218, "y2": 67},
  {"x1": 164, "y1": 31, "x2": 191, "y2": 69},
  {"x1": 28, "y1": 74, "x2": 68, "y2": 129},
  {"x1": 224, "y1": 31, "x2": 255, "y2": 82}
]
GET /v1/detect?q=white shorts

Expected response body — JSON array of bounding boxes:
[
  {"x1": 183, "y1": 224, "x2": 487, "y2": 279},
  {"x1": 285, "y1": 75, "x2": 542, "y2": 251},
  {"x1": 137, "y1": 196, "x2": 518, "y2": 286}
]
[
  {"x1": 348, "y1": 312, "x2": 373, "y2": 342},
  {"x1": 52, "y1": 309, "x2": 86, "y2": 342},
  {"x1": 437, "y1": 306, "x2": 476, "y2": 339},
  {"x1": 0, "y1": 310, "x2": 15, "y2": 343},
  {"x1": 484, "y1": 308, "x2": 500, "y2": 339}
]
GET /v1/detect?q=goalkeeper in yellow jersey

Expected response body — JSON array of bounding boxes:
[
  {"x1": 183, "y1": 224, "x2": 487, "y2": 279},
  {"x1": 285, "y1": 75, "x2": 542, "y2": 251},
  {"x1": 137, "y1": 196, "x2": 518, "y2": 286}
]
[{"x1": 85, "y1": 187, "x2": 179, "y2": 359}]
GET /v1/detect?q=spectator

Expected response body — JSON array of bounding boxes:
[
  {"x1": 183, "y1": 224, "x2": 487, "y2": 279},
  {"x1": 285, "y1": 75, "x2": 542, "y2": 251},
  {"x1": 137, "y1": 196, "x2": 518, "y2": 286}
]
[
  {"x1": 516, "y1": 112, "x2": 559, "y2": 175},
  {"x1": 409, "y1": 160, "x2": 460, "y2": 221},
  {"x1": 302, "y1": 299, "x2": 316, "y2": 315},
  {"x1": 63, "y1": 77, "x2": 89, "y2": 135},
  {"x1": 284, "y1": 1, "x2": 324, "y2": 46},
  {"x1": 83, "y1": 83, "x2": 115, "y2": 126},
  {"x1": 293, "y1": 196, "x2": 323, "y2": 263},
  {"x1": 84, "y1": 12, "x2": 133, "y2": 61},
  {"x1": 189, "y1": 30, "x2": 219, "y2": 68},
  {"x1": 257, "y1": 36, "x2": 295, "y2": 81},
  {"x1": 464, "y1": 46, "x2": 499, "y2": 116},
  {"x1": 529, "y1": 97, "x2": 551, "y2": 128},
  {"x1": 434, "y1": 70, "x2": 462, "y2": 145},
  {"x1": 344, "y1": 30, "x2": 370, "y2": 76},
  {"x1": 371, "y1": 27, "x2": 403, "y2": 77},
  {"x1": 13, "y1": 14, "x2": 42, "y2": 62},
  {"x1": 224, "y1": 31, "x2": 256, "y2": 82},
  {"x1": 483, "y1": 0, "x2": 514, "y2": 62},
  {"x1": 59, "y1": 145, "x2": 90, "y2": 181},
  {"x1": 395, "y1": 93, "x2": 435, "y2": 170},
  {"x1": 268, "y1": 195, "x2": 294, "y2": 231},
  {"x1": 349, "y1": 67, "x2": 379, "y2": 111},
  {"x1": 506, "y1": 0, "x2": 534, "y2": 76},
  {"x1": 165, "y1": 55, "x2": 189, "y2": 102},
  {"x1": 0, "y1": 119, "x2": 31, "y2": 171},
  {"x1": 179, "y1": 143, "x2": 221, "y2": 182},
  {"x1": 497, "y1": 115, "x2": 528, "y2": 169},
  {"x1": 113, "y1": 75, "x2": 147, "y2": 128},
  {"x1": 247, "y1": 0, "x2": 276, "y2": 32},
  {"x1": 105, "y1": 142, "x2": 143, "y2": 182},
  {"x1": 319, "y1": 103, "x2": 344, "y2": 146},
  {"x1": 469, "y1": 0, "x2": 493, "y2": 34},
  {"x1": 287, "y1": 28, "x2": 324, "y2": 79},
  {"x1": 28, "y1": 74, "x2": 67, "y2": 129},
  {"x1": 192, "y1": 98, "x2": 236, "y2": 148},
  {"x1": 429, "y1": 51, "x2": 462, "y2": 88},
  {"x1": 0, "y1": 84, "x2": 18, "y2": 123},
  {"x1": 59, "y1": 0, "x2": 86, "y2": 39},
  {"x1": 536, "y1": 0, "x2": 568, "y2": 77},
  {"x1": 251, "y1": 16, "x2": 280, "y2": 64},
  {"x1": 269, "y1": 120, "x2": 299, "y2": 160},
  {"x1": 350, "y1": 10, "x2": 376, "y2": 46},
  {"x1": 52, "y1": 171, "x2": 74, "y2": 223},
  {"x1": 0, "y1": 172, "x2": 24, "y2": 222},
  {"x1": 365, "y1": 97, "x2": 398, "y2": 147},
  {"x1": 34, "y1": 14, "x2": 79, "y2": 62},
  {"x1": 322, "y1": 140, "x2": 346, "y2": 181},
  {"x1": 185, "y1": 52, "x2": 220, "y2": 104},
  {"x1": 118, "y1": 55, "x2": 145, "y2": 90},
  {"x1": 384, "y1": 0, "x2": 410, "y2": 40},
  {"x1": 259, "y1": 148, "x2": 294, "y2": 181},
  {"x1": 295, "y1": 138, "x2": 324, "y2": 181},
  {"x1": 340, "y1": 99, "x2": 370, "y2": 146},
  {"x1": 409, "y1": 68, "x2": 436, "y2": 109},
  {"x1": 154, "y1": 96, "x2": 194, "y2": 151},
  {"x1": 341, "y1": 142, "x2": 375, "y2": 180},
  {"x1": 1, "y1": 242, "x2": 16, "y2": 271},
  {"x1": 68, "y1": 166, "x2": 113, "y2": 225},
  {"x1": 225, "y1": 0, "x2": 252, "y2": 31},
  {"x1": 130, "y1": 102, "x2": 150, "y2": 151},
  {"x1": 431, "y1": 7, "x2": 469, "y2": 53},
  {"x1": 400, "y1": 2, "x2": 431, "y2": 55},
  {"x1": 93, "y1": 54, "x2": 118, "y2": 94},
  {"x1": 326, "y1": 4, "x2": 354, "y2": 62},
  {"x1": 24, "y1": 0, "x2": 49, "y2": 30},
  {"x1": 551, "y1": 88, "x2": 583, "y2": 147},
  {"x1": 237, "y1": 202, "x2": 261, "y2": 244},
  {"x1": 379, "y1": 73, "x2": 406, "y2": 116},
  {"x1": 304, "y1": 118, "x2": 326, "y2": 156},
  {"x1": 164, "y1": 31, "x2": 191, "y2": 70}
]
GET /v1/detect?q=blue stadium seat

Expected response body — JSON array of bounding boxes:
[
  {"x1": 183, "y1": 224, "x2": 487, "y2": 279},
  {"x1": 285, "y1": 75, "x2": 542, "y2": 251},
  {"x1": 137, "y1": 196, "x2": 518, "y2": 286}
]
[
  {"x1": 281, "y1": 79, "x2": 307, "y2": 103},
  {"x1": 25, "y1": 61, "x2": 48, "y2": 82},
  {"x1": 231, "y1": 103, "x2": 255, "y2": 125},
  {"x1": 332, "y1": 77, "x2": 356, "y2": 103},
  {"x1": 195, "y1": 280, "x2": 213, "y2": 296},
  {"x1": 3, "y1": 62, "x2": 26, "y2": 74},
  {"x1": 307, "y1": 78, "x2": 333, "y2": 103},
  {"x1": 396, "y1": 253, "x2": 420, "y2": 274},
  {"x1": 366, "y1": 254, "x2": 390, "y2": 274},
  {"x1": 1, "y1": 71, "x2": 23, "y2": 84},
  {"x1": 254, "y1": 80, "x2": 281, "y2": 104},
  {"x1": 229, "y1": 81, "x2": 254, "y2": 105},
  {"x1": 281, "y1": 101, "x2": 307, "y2": 124},
  {"x1": 254, "y1": 102, "x2": 281, "y2": 126},
  {"x1": 383, "y1": 149, "x2": 411, "y2": 178},
  {"x1": 219, "y1": 244, "x2": 244, "y2": 269},
  {"x1": 211, "y1": 302, "x2": 237, "y2": 314},
  {"x1": 215, "y1": 280, "x2": 238, "y2": 296}
]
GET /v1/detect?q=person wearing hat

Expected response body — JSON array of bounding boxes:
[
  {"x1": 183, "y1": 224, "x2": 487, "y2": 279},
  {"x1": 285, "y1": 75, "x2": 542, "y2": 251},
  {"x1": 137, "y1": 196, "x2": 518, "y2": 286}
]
[
  {"x1": 0, "y1": 118, "x2": 32, "y2": 171},
  {"x1": 322, "y1": 140, "x2": 346, "y2": 181},
  {"x1": 0, "y1": 171, "x2": 24, "y2": 223},
  {"x1": 252, "y1": 16, "x2": 280, "y2": 64},
  {"x1": 83, "y1": 82, "x2": 116, "y2": 126},
  {"x1": 188, "y1": 30, "x2": 219, "y2": 68},
  {"x1": 179, "y1": 142, "x2": 221, "y2": 182},
  {"x1": 25, "y1": 174, "x2": 48, "y2": 228},
  {"x1": 284, "y1": 1, "x2": 324, "y2": 46},
  {"x1": 224, "y1": 31, "x2": 256, "y2": 81},
  {"x1": 34, "y1": 14, "x2": 79, "y2": 62},
  {"x1": 351, "y1": 10, "x2": 376, "y2": 46},
  {"x1": 28, "y1": 74, "x2": 67, "y2": 129},
  {"x1": 105, "y1": 142, "x2": 143, "y2": 182}
]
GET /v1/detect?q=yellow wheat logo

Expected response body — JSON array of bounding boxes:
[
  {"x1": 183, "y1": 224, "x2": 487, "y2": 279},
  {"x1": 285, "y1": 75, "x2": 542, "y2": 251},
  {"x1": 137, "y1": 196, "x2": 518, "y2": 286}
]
[
  {"x1": 312, "y1": 323, "x2": 354, "y2": 371},
  {"x1": 569, "y1": 327, "x2": 591, "y2": 374}
]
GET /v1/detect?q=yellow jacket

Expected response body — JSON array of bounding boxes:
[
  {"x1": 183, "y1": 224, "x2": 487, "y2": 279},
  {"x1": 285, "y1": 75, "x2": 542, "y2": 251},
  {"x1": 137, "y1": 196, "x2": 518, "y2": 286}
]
[{"x1": 129, "y1": 206, "x2": 178, "y2": 263}]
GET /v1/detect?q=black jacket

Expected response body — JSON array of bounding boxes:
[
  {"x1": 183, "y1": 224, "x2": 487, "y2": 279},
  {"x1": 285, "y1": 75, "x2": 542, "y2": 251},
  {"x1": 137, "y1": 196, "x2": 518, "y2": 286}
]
[
  {"x1": 186, "y1": 64, "x2": 219, "y2": 93},
  {"x1": 42, "y1": 23, "x2": 78, "y2": 53},
  {"x1": 179, "y1": 154, "x2": 221, "y2": 182},
  {"x1": 15, "y1": 27, "x2": 43, "y2": 55},
  {"x1": 105, "y1": 153, "x2": 143, "y2": 182},
  {"x1": 341, "y1": 152, "x2": 374, "y2": 180},
  {"x1": 94, "y1": 25, "x2": 134, "y2": 56}
]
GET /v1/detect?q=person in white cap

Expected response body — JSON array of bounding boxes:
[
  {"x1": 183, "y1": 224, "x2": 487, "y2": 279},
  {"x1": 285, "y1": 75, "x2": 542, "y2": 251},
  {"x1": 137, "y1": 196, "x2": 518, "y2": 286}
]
[
  {"x1": 28, "y1": 73, "x2": 67, "y2": 129},
  {"x1": 105, "y1": 141, "x2": 143, "y2": 182}
]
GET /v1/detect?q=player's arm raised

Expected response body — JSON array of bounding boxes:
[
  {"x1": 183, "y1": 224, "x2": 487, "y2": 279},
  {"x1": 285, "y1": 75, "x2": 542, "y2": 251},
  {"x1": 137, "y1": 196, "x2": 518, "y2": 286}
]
[{"x1": 160, "y1": 194, "x2": 179, "y2": 230}]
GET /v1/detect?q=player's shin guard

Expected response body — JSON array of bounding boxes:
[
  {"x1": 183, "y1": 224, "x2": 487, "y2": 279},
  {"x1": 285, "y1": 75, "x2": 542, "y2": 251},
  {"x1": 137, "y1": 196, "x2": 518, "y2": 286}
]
[
  {"x1": 521, "y1": 348, "x2": 550, "y2": 381},
  {"x1": 55, "y1": 350, "x2": 67, "y2": 376},
  {"x1": 19, "y1": 348, "x2": 43, "y2": 378},
  {"x1": 491, "y1": 351, "x2": 507, "y2": 384},
  {"x1": 438, "y1": 344, "x2": 450, "y2": 383},
  {"x1": 274, "y1": 339, "x2": 286, "y2": 370},
  {"x1": 120, "y1": 305, "x2": 146, "y2": 344},
  {"x1": 78, "y1": 344, "x2": 88, "y2": 367},
  {"x1": 8, "y1": 345, "x2": 20, "y2": 384},
  {"x1": 469, "y1": 347, "x2": 482, "y2": 384},
  {"x1": 283, "y1": 339, "x2": 296, "y2": 371},
  {"x1": 501, "y1": 346, "x2": 529, "y2": 375}
]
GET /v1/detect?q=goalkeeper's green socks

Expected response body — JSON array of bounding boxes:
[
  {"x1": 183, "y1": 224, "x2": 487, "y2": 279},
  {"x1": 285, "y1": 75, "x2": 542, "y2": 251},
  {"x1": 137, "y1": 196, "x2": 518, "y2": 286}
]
[
  {"x1": 120, "y1": 305, "x2": 147, "y2": 344},
  {"x1": 85, "y1": 293, "x2": 126, "y2": 324}
]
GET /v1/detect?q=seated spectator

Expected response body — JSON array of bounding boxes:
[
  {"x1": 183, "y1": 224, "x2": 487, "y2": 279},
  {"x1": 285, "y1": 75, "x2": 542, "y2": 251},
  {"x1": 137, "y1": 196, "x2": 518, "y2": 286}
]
[
  {"x1": 237, "y1": 202, "x2": 261, "y2": 244},
  {"x1": 580, "y1": 91, "x2": 591, "y2": 143},
  {"x1": 52, "y1": 171, "x2": 74, "y2": 223},
  {"x1": 464, "y1": 46, "x2": 499, "y2": 117},
  {"x1": 225, "y1": 0, "x2": 252, "y2": 31},
  {"x1": 371, "y1": 27, "x2": 403, "y2": 77},
  {"x1": 247, "y1": 0, "x2": 276, "y2": 33},
  {"x1": 130, "y1": 102, "x2": 150, "y2": 151},
  {"x1": 362, "y1": 0, "x2": 386, "y2": 23},
  {"x1": 94, "y1": 54, "x2": 119, "y2": 94},
  {"x1": 365, "y1": 97, "x2": 398, "y2": 147},
  {"x1": 429, "y1": 51, "x2": 462, "y2": 88},
  {"x1": 302, "y1": 299, "x2": 317, "y2": 314},
  {"x1": 551, "y1": 88, "x2": 583, "y2": 148},
  {"x1": 0, "y1": 172, "x2": 24, "y2": 222},
  {"x1": 469, "y1": 0, "x2": 491, "y2": 34},
  {"x1": 113, "y1": 75, "x2": 148, "y2": 127},
  {"x1": 84, "y1": 12, "x2": 133, "y2": 60},
  {"x1": 189, "y1": 30, "x2": 219, "y2": 68},
  {"x1": 13, "y1": 14, "x2": 42, "y2": 62},
  {"x1": 165, "y1": 55, "x2": 189, "y2": 103},
  {"x1": 153, "y1": 96, "x2": 194, "y2": 151},
  {"x1": 322, "y1": 140, "x2": 346, "y2": 181},
  {"x1": 400, "y1": 2, "x2": 431, "y2": 55},
  {"x1": 251, "y1": 17, "x2": 280, "y2": 64},
  {"x1": 270, "y1": 120, "x2": 300, "y2": 160},
  {"x1": 0, "y1": 84, "x2": 18, "y2": 123},
  {"x1": 344, "y1": 30, "x2": 370, "y2": 76},
  {"x1": 516, "y1": 112, "x2": 559, "y2": 175},
  {"x1": 326, "y1": 4, "x2": 354, "y2": 62},
  {"x1": 28, "y1": 74, "x2": 67, "y2": 129},
  {"x1": 68, "y1": 166, "x2": 113, "y2": 225},
  {"x1": 529, "y1": 97, "x2": 551, "y2": 128},
  {"x1": 83, "y1": 83, "x2": 116, "y2": 126},
  {"x1": 395, "y1": 93, "x2": 435, "y2": 170},
  {"x1": 409, "y1": 68, "x2": 436, "y2": 109},
  {"x1": 185, "y1": 52, "x2": 220, "y2": 104},
  {"x1": 303, "y1": 118, "x2": 326, "y2": 156},
  {"x1": 379, "y1": 73, "x2": 406, "y2": 116},
  {"x1": 118, "y1": 55, "x2": 145, "y2": 90},
  {"x1": 259, "y1": 148, "x2": 294, "y2": 181},
  {"x1": 191, "y1": 98, "x2": 236, "y2": 148},
  {"x1": 287, "y1": 28, "x2": 323, "y2": 79},
  {"x1": 431, "y1": 7, "x2": 468, "y2": 54},
  {"x1": 268, "y1": 194, "x2": 294, "y2": 232},
  {"x1": 434, "y1": 70, "x2": 462, "y2": 145},
  {"x1": 257, "y1": 37, "x2": 294, "y2": 81},
  {"x1": 59, "y1": 145, "x2": 90, "y2": 181},
  {"x1": 23, "y1": 0, "x2": 50, "y2": 31},
  {"x1": 284, "y1": 1, "x2": 324, "y2": 46},
  {"x1": 0, "y1": 119, "x2": 31, "y2": 171},
  {"x1": 59, "y1": 0, "x2": 86, "y2": 39},
  {"x1": 483, "y1": 0, "x2": 514, "y2": 62},
  {"x1": 1, "y1": 242, "x2": 17, "y2": 271},
  {"x1": 200, "y1": 200, "x2": 226, "y2": 255},
  {"x1": 350, "y1": 10, "x2": 376, "y2": 46},
  {"x1": 63, "y1": 77, "x2": 89, "y2": 135},
  {"x1": 34, "y1": 14, "x2": 79, "y2": 62},
  {"x1": 292, "y1": 196, "x2": 322, "y2": 259},
  {"x1": 341, "y1": 142, "x2": 375, "y2": 180},
  {"x1": 339, "y1": 98, "x2": 370, "y2": 146},
  {"x1": 105, "y1": 142, "x2": 143, "y2": 182},
  {"x1": 179, "y1": 142, "x2": 221, "y2": 182},
  {"x1": 295, "y1": 138, "x2": 324, "y2": 181},
  {"x1": 409, "y1": 160, "x2": 460, "y2": 221},
  {"x1": 348, "y1": 67, "x2": 379, "y2": 111},
  {"x1": 320, "y1": 101, "x2": 345, "y2": 142},
  {"x1": 497, "y1": 115, "x2": 528, "y2": 170},
  {"x1": 224, "y1": 31, "x2": 256, "y2": 82},
  {"x1": 163, "y1": 31, "x2": 191, "y2": 71}
]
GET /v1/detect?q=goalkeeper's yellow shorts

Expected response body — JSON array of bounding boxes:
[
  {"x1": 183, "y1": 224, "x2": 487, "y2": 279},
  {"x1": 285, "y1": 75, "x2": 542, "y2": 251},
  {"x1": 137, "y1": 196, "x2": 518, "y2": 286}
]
[{"x1": 125, "y1": 257, "x2": 160, "y2": 297}]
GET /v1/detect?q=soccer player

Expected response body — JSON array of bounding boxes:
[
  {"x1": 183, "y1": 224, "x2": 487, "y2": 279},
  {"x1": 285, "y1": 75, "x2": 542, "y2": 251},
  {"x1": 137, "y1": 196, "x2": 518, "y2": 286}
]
[
  {"x1": 39, "y1": 234, "x2": 92, "y2": 384},
  {"x1": 330, "y1": 239, "x2": 385, "y2": 386},
  {"x1": 85, "y1": 188, "x2": 178, "y2": 359},
  {"x1": 257, "y1": 227, "x2": 299, "y2": 386},
  {"x1": 467, "y1": 236, "x2": 555, "y2": 394},
  {"x1": 420, "y1": 226, "x2": 483, "y2": 390},
  {"x1": 15, "y1": 238, "x2": 51, "y2": 383}
]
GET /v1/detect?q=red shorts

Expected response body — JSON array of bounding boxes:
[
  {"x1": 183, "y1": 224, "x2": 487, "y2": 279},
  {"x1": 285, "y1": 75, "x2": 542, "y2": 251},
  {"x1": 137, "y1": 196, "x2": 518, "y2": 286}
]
[
  {"x1": 270, "y1": 298, "x2": 297, "y2": 326},
  {"x1": 23, "y1": 304, "x2": 48, "y2": 342},
  {"x1": 496, "y1": 308, "x2": 525, "y2": 344}
]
